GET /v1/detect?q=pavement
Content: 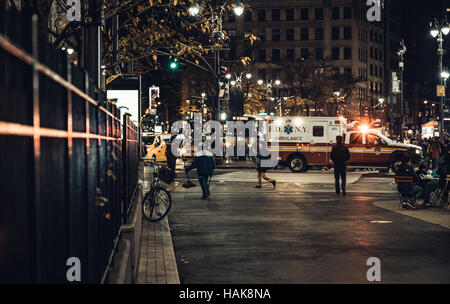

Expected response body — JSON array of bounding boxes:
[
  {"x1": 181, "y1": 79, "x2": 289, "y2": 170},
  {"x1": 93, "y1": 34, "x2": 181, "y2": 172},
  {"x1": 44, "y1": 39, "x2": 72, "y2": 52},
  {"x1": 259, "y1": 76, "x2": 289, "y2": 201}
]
[{"x1": 135, "y1": 165, "x2": 450, "y2": 284}]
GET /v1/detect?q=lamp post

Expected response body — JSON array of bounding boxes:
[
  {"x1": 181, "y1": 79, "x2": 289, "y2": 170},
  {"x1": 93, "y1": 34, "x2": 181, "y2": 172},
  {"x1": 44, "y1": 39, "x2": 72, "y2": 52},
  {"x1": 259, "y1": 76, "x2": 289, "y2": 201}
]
[
  {"x1": 188, "y1": 1, "x2": 244, "y2": 120},
  {"x1": 397, "y1": 40, "x2": 406, "y2": 141},
  {"x1": 430, "y1": 17, "x2": 450, "y2": 143},
  {"x1": 257, "y1": 79, "x2": 282, "y2": 115},
  {"x1": 333, "y1": 91, "x2": 340, "y2": 116}
]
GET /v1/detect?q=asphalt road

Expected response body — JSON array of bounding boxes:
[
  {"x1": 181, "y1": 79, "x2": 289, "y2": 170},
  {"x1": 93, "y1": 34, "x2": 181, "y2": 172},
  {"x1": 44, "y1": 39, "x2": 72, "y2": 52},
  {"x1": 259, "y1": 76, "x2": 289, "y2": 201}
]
[{"x1": 169, "y1": 169, "x2": 450, "y2": 284}]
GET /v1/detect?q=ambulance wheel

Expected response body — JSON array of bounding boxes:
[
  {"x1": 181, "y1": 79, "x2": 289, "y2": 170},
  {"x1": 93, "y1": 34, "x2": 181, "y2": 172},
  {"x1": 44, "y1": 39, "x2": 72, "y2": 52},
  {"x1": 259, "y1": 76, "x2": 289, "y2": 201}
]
[{"x1": 288, "y1": 155, "x2": 308, "y2": 173}]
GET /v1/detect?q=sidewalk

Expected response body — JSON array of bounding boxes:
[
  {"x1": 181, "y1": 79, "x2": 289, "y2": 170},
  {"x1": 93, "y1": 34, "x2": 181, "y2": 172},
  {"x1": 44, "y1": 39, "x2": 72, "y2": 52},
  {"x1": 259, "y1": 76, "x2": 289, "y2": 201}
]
[
  {"x1": 135, "y1": 167, "x2": 180, "y2": 284},
  {"x1": 373, "y1": 201, "x2": 450, "y2": 229}
]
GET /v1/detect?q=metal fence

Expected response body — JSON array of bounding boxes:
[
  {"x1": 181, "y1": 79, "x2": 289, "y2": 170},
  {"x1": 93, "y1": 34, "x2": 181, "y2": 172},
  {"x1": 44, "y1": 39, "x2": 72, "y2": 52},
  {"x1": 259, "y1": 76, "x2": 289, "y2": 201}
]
[{"x1": 0, "y1": 7, "x2": 138, "y2": 283}]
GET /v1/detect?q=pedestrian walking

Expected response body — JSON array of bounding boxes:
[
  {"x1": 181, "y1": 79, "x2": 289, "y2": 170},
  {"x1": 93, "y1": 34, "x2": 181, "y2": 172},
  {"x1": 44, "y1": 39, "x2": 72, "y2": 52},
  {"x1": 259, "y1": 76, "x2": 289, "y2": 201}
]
[
  {"x1": 427, "y1": 139, "x2": 442, "y2": 171},
  {"x1": 330, "y1": 136, "x2": 351, "y2": 195},
  {"x1": 254, "y1": 147, "x2": 276, "y2": 189},
  {"x1": 185, "y1": 149, "x2": 215, "y2": 200},
  {"x1": 165, "y1": 135, "x2": 178, "y2": 172}
]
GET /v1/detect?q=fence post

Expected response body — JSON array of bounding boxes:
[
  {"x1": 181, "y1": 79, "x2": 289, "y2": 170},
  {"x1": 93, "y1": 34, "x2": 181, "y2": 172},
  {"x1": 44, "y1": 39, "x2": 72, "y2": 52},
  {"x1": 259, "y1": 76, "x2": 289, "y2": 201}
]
[{"x1": 31, "y1": 14, "x2": 42, "y2": 284}]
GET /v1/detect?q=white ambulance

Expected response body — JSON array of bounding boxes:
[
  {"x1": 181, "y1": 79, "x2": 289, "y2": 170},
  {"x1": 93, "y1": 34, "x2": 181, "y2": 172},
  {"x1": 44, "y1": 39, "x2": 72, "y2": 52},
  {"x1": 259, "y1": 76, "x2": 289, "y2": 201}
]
[{"x1": 264, "y1": 117, "x2": 422, "y2": 173}]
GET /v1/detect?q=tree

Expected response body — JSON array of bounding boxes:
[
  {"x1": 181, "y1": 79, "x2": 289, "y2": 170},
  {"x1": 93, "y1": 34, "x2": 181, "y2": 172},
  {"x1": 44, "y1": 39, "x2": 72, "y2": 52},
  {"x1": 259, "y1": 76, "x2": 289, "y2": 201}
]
[{"x1": 280, "y1": 55, "x2": 359, "y2": 117}]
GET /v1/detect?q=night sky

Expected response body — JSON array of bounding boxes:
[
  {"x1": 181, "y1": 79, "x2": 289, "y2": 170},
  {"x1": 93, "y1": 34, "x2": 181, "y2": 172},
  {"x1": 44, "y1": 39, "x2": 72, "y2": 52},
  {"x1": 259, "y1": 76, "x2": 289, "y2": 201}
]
[{"x1": 401, "y1": 0, "x2": 450, "y2": 84}]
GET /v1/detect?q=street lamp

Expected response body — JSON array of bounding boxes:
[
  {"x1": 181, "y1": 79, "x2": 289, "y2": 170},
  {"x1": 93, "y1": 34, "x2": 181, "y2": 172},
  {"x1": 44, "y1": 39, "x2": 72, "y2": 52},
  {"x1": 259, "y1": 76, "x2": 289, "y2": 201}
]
[
  {"x1": 188, "y1": 3, "x2": 201, "y2": 16},
  {"x1": 233, "y1": 3, "x2": 244, "y2": 16},
  {"x1": 245, "y1": 73, "x2": 252, "y2": 79},
  {"x1": 430, "y1": 17, "x2": 449, "y2": 142},
  {"x1": 187, "y1": 2, "x2": 245, "y2": 120}
]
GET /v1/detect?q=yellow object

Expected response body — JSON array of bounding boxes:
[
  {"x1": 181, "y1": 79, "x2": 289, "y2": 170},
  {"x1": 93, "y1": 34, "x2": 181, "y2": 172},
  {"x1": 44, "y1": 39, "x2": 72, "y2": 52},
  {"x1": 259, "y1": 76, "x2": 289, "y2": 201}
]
[{"x1": 142, "y1": 133, "x2": 173, "y2": 162}]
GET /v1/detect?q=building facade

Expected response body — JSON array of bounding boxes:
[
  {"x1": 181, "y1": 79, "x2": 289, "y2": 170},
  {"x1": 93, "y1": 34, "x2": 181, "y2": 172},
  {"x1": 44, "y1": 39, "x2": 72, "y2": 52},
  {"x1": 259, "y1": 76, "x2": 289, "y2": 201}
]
[{"x1": 224, "y1": 0, "x2": 400, "y2": 121}]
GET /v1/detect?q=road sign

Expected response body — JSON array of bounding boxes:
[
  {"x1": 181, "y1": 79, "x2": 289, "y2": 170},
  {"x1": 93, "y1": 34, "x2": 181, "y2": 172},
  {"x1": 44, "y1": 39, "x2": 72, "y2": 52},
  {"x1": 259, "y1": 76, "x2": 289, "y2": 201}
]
[{"x1": 437, "y1": 85, "x2": 446, "y2": 97}]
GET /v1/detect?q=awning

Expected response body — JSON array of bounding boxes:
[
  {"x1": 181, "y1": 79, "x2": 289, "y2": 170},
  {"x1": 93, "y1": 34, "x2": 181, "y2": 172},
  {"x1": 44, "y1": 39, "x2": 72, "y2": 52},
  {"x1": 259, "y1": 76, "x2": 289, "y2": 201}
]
[{"x1": 422, "y1": 121, "x2": 439, "y2": 128}]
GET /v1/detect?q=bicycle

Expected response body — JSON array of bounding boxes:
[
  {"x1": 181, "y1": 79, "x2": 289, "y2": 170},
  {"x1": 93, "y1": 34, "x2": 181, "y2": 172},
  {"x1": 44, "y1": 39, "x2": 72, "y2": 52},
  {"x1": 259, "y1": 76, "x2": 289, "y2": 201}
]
[{"x1": 142, "y1": 158, "x2": 174, "y2": 222}]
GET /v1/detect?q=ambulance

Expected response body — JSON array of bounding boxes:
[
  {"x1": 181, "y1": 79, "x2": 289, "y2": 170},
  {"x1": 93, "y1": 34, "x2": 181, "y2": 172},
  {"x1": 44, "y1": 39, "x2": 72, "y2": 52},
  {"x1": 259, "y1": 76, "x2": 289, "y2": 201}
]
[{"x1": 264, "y1": 117, "x2": 423, "y2": 173}]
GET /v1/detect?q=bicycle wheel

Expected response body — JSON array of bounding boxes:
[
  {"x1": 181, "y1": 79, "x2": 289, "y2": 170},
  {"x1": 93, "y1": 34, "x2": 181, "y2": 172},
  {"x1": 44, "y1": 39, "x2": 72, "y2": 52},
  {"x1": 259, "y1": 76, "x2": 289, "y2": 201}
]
[{"x1": 142, "y1": 186, "x2": 172, "y2": 222}]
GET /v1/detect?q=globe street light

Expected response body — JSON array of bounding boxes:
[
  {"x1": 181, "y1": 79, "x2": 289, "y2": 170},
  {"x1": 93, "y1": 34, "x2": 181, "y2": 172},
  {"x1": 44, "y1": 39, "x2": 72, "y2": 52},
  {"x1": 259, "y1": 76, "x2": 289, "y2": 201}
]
[
  {"x1": 233, "y1": 3, "x2": 244, "y2": 16},
  {"x1": 430, "y1": 17, "x2": 449, "y2": 142},
  {"x1": 188, "y1": 3, "x2": 200, "y2": 16},
  {"x1": 245, "y1": 73, "x2": 252, "y2": 79}
]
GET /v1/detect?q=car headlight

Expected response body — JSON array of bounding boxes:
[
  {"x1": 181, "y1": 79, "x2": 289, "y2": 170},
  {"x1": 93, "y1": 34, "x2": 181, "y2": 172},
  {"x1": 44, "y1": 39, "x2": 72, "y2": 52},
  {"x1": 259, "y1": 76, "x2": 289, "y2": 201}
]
[{"x1": 415, "y1": 149, "x2": 421, "y2": 155}]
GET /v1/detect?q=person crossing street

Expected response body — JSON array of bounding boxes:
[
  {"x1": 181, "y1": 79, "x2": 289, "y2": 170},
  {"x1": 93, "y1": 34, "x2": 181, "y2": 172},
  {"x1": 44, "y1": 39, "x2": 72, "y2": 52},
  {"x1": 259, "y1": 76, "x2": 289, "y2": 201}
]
[
  {"x1": 330, "y1": 136, "x2": 351, "y2": 195},
  {"x1": 255, "y1": 145, "x2": 276, "y2": 189},
  {"x1": 185, "y1": 148, "x2": 215, "y2": 200}
]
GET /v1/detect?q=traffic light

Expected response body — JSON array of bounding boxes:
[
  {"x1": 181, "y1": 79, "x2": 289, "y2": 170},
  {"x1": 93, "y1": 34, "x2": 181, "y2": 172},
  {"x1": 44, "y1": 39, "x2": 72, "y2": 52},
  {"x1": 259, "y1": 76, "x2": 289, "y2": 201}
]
[
  {"x1": 169, "y1": 60, "x2": 178, "y2": 70},
  {"x1": 168, "y1": 57, "x2": 186, "y2": 71}
]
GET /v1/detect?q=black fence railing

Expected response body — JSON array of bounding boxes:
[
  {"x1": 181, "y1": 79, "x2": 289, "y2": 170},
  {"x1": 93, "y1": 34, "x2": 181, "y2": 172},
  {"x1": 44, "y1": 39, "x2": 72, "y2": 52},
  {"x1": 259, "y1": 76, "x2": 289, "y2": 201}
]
[{"x1": 0, "y1": 7, "x2": 138, "y2": 283}]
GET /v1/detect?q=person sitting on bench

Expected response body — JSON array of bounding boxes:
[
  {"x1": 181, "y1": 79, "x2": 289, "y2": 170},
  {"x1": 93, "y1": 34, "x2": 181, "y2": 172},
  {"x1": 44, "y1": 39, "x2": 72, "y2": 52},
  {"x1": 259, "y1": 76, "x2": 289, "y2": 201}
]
[{"x1": 396, "y1": 156, "x2": 423, "y2": 209}]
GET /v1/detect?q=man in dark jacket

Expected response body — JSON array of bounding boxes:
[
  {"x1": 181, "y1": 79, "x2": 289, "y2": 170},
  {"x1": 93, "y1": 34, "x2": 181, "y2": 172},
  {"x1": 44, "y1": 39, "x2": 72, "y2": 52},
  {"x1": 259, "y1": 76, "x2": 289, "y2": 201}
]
[
  {"x1": 330, "y1": 136, "x2": 351, "y2": 195},
  {"x1": 186, "y1": 150, "x2": 215, "y2": 200},
  {"x1": 397, "y1": 156, "x2": 423, "y2": 209}
]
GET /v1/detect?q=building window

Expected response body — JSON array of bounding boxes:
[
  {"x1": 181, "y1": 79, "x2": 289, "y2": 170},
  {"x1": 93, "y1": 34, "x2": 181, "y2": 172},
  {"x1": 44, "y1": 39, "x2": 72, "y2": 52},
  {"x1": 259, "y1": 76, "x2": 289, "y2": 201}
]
[
  {"x1": 344, "y1": 7, "x2": 352, "y2": 19},
  {"x1": 258, "y1": 29, "x2": 266, "y2": 41},
  {"x1": 370, "y1": 47, "x2": 373, "y2": 58},
  {"x1": 344, "y1": 26, "x2": 352, "y2": 40},
  {"x1": 344, "y1": 47, "x2": 352, "y2": 60},
  {"x1": 286, "y1": 49, "x2": 295, "y2": 61},
  {"x1": 370, "y1": 64, "x2": 373, "y2": 75},
  {"x1": 332, "y1": 27, "x2": 340, "y2": 40},
  {"x1": 272, "y1": 49, "x2": 281, "y2": 62},
  {"x1": 301, "y1": 8, "x2": 309, "y2": 20},
  {"x1": 315, "y1": 8, "x2": 323, "y2": 20},
  {"x1": 258, "y1": 49, "x2": 266, "y2": 62},
  {"x1": 257, "y1": 9, "x2": 266, "y2": 22},
  {"x1": 228, "y1": 11, "x2": 236, "y2": 22},
  {"x1": 228, "y1": 30, "x2": 236, "y2": 40},
  {"x1": 272, "y1": 29, "x2": 280, "y2": 41},
  {"x1": 332, "y1": 48, "x2": 340, "y2": 60},
  {"x1": 301, "y1": 48, "x2": 309, "y2": 59},
  {"x1": 286, "y1": 8, "x2": 294, "y2": 21},
  {"x1": 315, "y1": 48, "x2": 324, "y2": 60},
  {"x1": 272, "y1": 9, "x2": 280, "y2": 21},
  {"x1": 301, "y1": 28, "x2": 309, "y2": 41},
  {"x1": 229, "y1": 47, "x2": 236, "y2": 60},
  {"x1": 286, "y1": 29, "x2": 295, "y2": 41},
  {"x1": 332, "y1": 7, "x2": 340, "y2": 19},
  {"x1": 315, "y1": 28, "x2": 323, "y2": 40},
  {"x1": 344, "y1": 68, "x2": 352, "y2": 76},
  {"x1": 258, "y1": 69, "x2": 266, "y2": 80},
  {"x1": 244, "y1": 10, "x2": 252, "y2": 22}
]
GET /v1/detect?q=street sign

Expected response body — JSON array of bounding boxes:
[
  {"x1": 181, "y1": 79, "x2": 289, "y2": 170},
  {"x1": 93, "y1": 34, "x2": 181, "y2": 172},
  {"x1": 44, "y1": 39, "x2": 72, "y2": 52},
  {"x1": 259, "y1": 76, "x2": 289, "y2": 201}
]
[{"x1": 437, "y1": 85, "x2": 446, "y2": 97}]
